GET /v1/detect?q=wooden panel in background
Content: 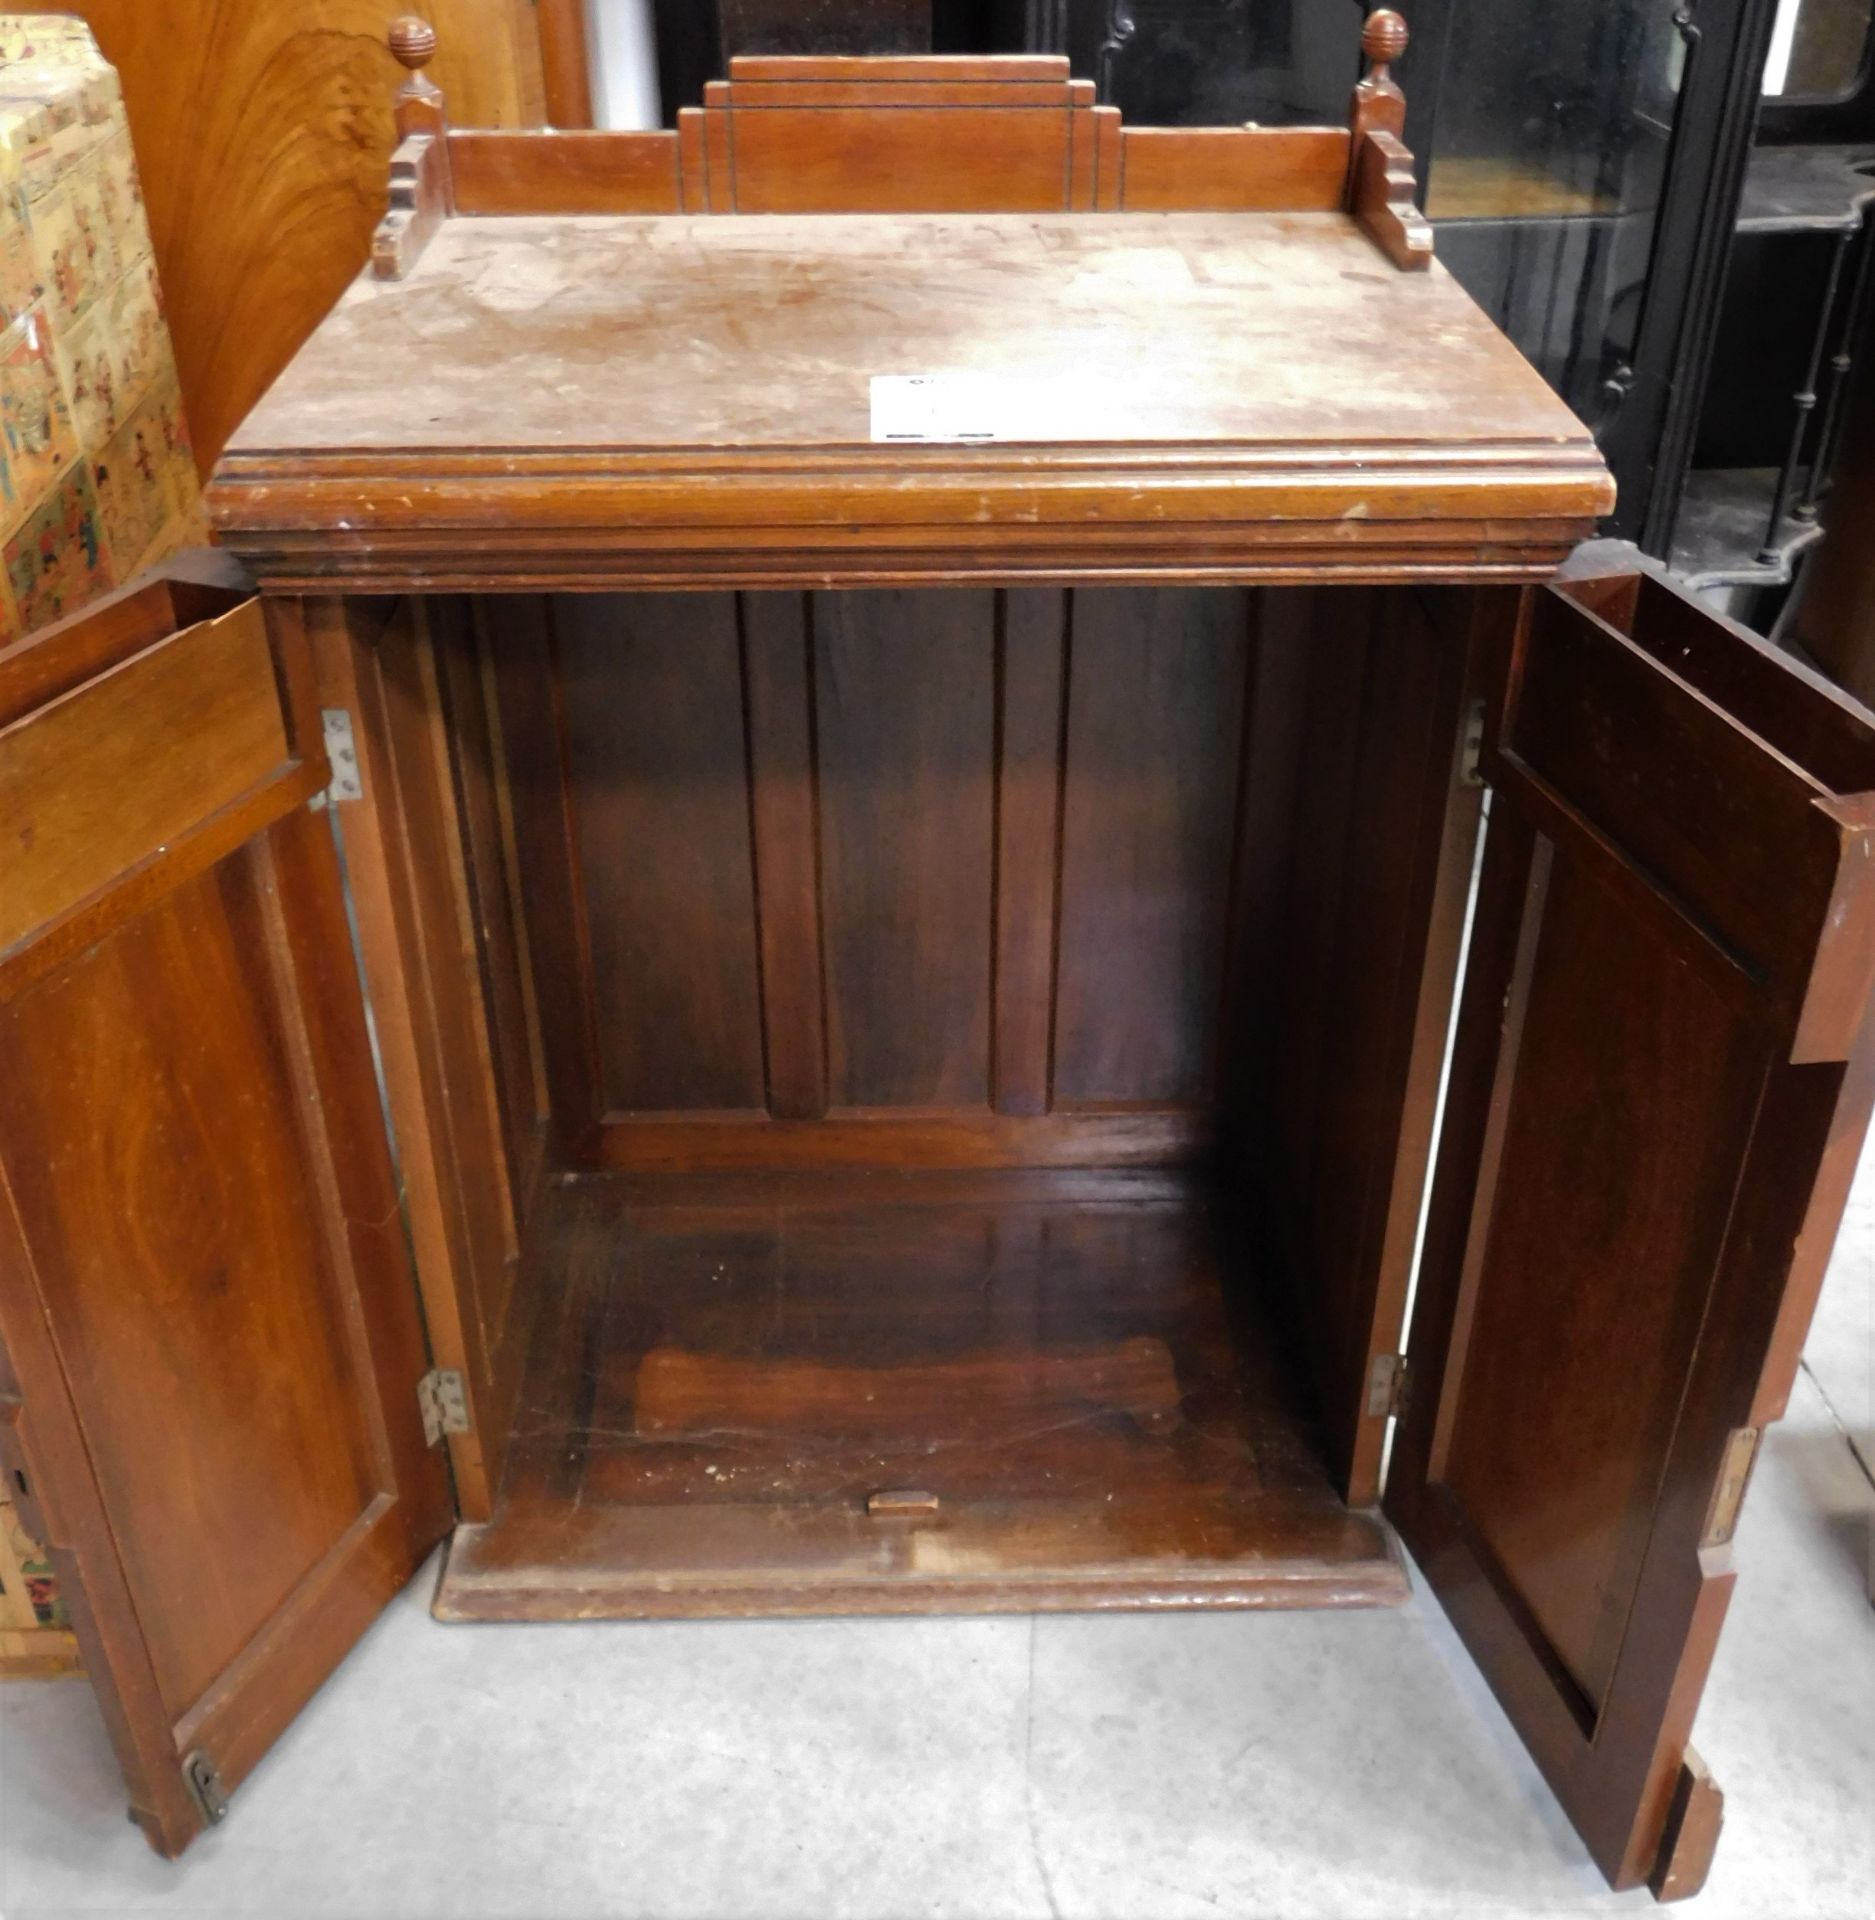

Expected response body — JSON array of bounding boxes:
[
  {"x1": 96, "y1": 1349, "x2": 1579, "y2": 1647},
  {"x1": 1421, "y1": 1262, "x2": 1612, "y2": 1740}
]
[
  {"x1": 554, "y1": 594, "x2": 767, "y2": 1117},
  {"x1": 743, "y1": 592, "x2": 829, "y2": 1121},
  {"x1": 523, "y1": 584, "x2": 1319, "y2": 1173},
  {"x1": 434, "y1": 600, "x2": 552, "y2": 1225},
  {"x1": 1052, "y1": 589, "x2": 1251, "y2": 1108},
  {"x1": 993, "y1": 590, "x2": 1068, "y2": 1117},
  {"x1": 814, "y1": 589, "x2": 996, "y2": 1111},
  {"x1": 74, "y1": 0, "x2": 553, "y2": 472}
]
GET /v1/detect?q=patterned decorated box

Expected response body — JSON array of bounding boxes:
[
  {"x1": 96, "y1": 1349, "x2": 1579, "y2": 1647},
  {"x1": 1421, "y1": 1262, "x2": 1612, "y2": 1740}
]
[{"x1": 0, "y1": 14, "x2": 203, "y2": 645}]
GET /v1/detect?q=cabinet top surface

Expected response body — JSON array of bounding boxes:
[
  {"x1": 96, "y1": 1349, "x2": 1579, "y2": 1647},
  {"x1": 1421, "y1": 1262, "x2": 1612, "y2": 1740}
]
[{"x1": 226, "y1": 210, "x2": 1594, "y2": 459}]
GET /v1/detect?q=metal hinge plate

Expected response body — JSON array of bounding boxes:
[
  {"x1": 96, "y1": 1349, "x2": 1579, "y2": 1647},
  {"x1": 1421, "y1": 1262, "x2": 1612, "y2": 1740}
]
[
  {"x1": 1366, "y1": 1352, "x2": 1411, "y2": 1420},
  {"x1": 309, "y1": 708, "x2": 363, "y2": 810},
  {"x1": 418, "y1": 1368, "x2": 470, "y2": 1447},
  {"x1": 181, "y1": 1749, "x2": 229, "y2": 1826},
  {"x1": 1459, "y1": 698, "x2": 1486, "y2": 788}
]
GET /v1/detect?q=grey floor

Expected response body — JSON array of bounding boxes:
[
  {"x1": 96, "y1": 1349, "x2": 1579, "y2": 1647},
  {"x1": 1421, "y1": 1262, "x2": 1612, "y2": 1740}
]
[{"x1": 2, "y1": 1166, "x2": 1870, "y2": 1920}]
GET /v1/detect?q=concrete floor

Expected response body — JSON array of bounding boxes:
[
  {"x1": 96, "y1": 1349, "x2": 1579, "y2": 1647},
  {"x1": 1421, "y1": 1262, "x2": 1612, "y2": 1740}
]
[{"x1": 2, "y1": 1172, "x2": 1870, "y2": 1918}]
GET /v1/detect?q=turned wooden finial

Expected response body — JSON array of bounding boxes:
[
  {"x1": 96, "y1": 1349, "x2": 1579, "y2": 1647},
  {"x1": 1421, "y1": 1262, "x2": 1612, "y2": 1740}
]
[
  {"x1": 1349, "y1": 7, "x2": 1409, "y2": 147},
  {"x1": 388, "y1": 16, "x2": 445, "y2": 137},
  {"x1": 1362, "y1": 9, "x2": 1409, "y2": 77},
  {"x1": 389, "y1": 15, "x2": 437, "y2": 72}
]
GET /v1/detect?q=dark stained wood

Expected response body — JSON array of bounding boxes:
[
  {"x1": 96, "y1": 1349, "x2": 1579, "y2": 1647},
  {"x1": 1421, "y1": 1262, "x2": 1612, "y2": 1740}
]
[
  {"x1": 814, "y1": 589, "x2": 996, "y2": 1110},
  {"x1": 434, "y1": 599, "x2": 551, "y2": 1226},
  {"x1": 554, "y1": 594, "x2": 768, "y2": 1118},
  {"x1": 584, "y1": 1109, "x2": 1212, "y2": 1173},
  {"x1": 371, "y1": 133, "x2": 452, "y2": 281},
  {"x1": 743, "y1": 594, "x2": 830, "y2": 1121},
  {"x1": 436, "y1": 1168, "x2": 1407, "y2": 1619},
  {"x1": 1052, "y1": 589, "x2": 1251, "y2": 1107},
  {"x1": 1347, "y1": 8, "x2": 1409, "y2": 153},
  {"x1": 992, "y1": 589, "x2": 1068, "y2": 1117},
  {"x1": 1387, "y1": 555, "x2": 1875, "y2": 1896},
  {"x1": 0, "y1": 589, "x2": 449, "y2": 1856},
  {"x1": 308, "y1": 596, "x2": 534, "y2": 1522},
  {"x1": 520, "y1": 585, "x2": 1285, "y2": 1172},
  {"x1": 1351, "y1": 130, "x2": 1433, "y2": 272},
  {"x1": 1650, "y1": 1751, "x2": 1726, "y2": 1902},
  {"x1": 1252, "y1": 584, "x2": 1488, "y2": 1504}
]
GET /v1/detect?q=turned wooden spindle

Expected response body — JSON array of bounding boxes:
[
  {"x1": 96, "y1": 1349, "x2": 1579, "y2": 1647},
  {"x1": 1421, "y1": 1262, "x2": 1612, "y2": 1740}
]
[
  {"x1": 1350, "y1": 9, "x2": 1410, "y2": 146},
  {"x1": 389, "y1": 15, "x2": 445, "y2": 139}
]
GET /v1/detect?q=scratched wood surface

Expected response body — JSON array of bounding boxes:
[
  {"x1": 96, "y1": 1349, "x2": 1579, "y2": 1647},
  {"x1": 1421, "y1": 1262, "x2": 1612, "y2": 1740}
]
[
  {"x1": 435, "y1": 1167, "x2": 1406, "y2": 1619},
  {"x1": 223, "y1": 211, "x2": 1591, "y2": 457}
]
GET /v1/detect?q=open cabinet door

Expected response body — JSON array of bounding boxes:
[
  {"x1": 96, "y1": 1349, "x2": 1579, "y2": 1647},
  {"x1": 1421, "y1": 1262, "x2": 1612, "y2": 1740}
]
[
  {"x1": 0, "y1": 560, "x2": 453, "y2": 1856},
  {"x1": 1387, "y1": 548, "x2": 1875, "y2": 1901}
]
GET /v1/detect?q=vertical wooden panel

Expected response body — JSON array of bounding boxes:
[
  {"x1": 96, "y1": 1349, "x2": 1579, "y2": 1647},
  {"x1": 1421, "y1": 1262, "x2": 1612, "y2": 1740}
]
[
  {"x1": 1052, "y1": 588, "x2": 1250, "y2": 1107},
  {"x1": 0, "y1": 864, "x2": 374, "y2": 1716},
  {"x1": 814, "y1": 589, "x2": 996, "y2": 1110},
  {"x1": 1441, "y1": 852, "x2": 1765, "y2": 1712},
  {"x1": 1254, "y1": 587, "x2": 1484, "y2": 1502},
  {"x1": 486, "y1": 595, "x2": 603, "y2": 1150},
  {"x1": 434, "y1": 598, "x2": 550, "y2": 1216},
  {"x1": 993, "y1": 589, "x2": 1068, "y2": 1116},
  {"x1": 744, "y1": 592, "x2": 828, "y2": 1120},
  {"x1": 555, "y1": 594, "x2": 766, "y2": 1115}
]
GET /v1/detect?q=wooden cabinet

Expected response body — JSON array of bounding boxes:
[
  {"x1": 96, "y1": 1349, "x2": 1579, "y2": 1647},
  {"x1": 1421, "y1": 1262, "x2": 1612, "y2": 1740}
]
[{"x1": 4, "y1": 19, "x2": 1871, "y2": 1903}]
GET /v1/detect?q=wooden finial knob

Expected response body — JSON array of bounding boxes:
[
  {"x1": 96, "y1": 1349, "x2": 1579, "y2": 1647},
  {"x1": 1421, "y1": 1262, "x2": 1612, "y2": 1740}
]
[
  {"x1": 388, "y1": 16, "x2": 437, "y2": 72},
  {"x1": 1363, "y1": 9, "x2": 1409, "y2": 69}
]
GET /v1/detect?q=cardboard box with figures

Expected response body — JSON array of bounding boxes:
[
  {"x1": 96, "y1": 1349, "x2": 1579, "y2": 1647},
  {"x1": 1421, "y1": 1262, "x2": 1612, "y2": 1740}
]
[{"x1": 0, "y1": 14, "x2": 203, "y2": 645}]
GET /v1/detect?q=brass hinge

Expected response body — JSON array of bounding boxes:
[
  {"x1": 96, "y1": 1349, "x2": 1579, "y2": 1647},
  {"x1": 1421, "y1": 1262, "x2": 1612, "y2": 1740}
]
[
  {"x1": 1366, "y1": 1352, "x2": 1411, "y2": 1420},
  {"x1": 181, "y1": 1749, "x2": 229, "y2": 1826},
  {"x1": 418, "y1": 1368, "x2": 470, "y2": 1447},
  {"x1": 1459, "y1": 697, "x2": 1486, "y2": 788},
  {"x1": 309, "y1": 708, "x2": 363, "y2": 810}
]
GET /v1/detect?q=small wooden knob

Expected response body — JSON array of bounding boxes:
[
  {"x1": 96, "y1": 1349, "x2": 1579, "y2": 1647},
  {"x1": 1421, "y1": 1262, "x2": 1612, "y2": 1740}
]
[
  {"x1": 1363, "y1": 9, "x2": 1409, "y2": 68},
  {"x1": 388, "y1": 16, "x2": 437, "y2": 72}
]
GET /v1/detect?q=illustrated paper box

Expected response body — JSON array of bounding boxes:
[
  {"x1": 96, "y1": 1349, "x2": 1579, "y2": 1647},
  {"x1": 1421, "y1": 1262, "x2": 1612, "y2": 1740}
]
[{"x1": 0, "y1": 15, "x2": 204, "y2": 645}]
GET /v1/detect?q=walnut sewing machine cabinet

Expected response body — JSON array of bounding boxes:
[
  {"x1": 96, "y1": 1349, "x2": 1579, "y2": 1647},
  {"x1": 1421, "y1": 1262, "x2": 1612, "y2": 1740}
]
[{"x1": 3, "y1": 13, "x2": 1872, "y2": 1901}]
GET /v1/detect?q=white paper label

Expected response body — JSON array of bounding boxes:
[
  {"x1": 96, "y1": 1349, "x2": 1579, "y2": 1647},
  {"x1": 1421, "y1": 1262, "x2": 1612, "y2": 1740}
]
[{"x1": 870, "y1": 374, "x2": 1012, "y2": 443}]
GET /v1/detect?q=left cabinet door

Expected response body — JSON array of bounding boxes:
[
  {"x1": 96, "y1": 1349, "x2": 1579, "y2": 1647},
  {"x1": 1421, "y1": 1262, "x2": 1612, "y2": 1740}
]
[{"x1": 0, "y1": 563, "x2": 453, "y2": 1856}]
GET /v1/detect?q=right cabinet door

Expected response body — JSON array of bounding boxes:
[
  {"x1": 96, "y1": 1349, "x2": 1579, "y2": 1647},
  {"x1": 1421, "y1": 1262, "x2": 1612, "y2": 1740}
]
[{"x1": 1386, "y1": 552, "x2": 1875, "y2": 1901}]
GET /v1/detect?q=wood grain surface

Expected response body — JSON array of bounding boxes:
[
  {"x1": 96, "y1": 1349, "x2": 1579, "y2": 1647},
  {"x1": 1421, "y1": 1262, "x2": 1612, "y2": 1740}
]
[
  {"x1": 1389, "y1": 553, "x2": 1875, "y2": 1898},
  {"x1": 435, "y1": 1167, "x2": 1407, "y2": 1619},
  {"x1": 210, "y1": 210, "x2": 1609, "y2": 589},
  {"x1": 74, "y1": 0, "x2": 552, "y2": 471}
]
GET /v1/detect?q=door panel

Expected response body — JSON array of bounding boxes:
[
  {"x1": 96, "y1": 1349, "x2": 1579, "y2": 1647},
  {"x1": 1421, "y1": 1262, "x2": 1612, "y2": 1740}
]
[
  {"x1": 1389, "y1": 552, "x2": 1875, "y2": 1900},
  {"x1": 0, "y1": 569, "x2": 451, "y2": 1855}
]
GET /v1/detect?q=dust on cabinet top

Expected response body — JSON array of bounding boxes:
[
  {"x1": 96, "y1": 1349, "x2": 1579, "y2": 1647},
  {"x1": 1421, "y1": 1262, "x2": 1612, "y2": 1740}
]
[{"x1": 207, "y1": 209, "x2": 1611, "y2": 593}]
